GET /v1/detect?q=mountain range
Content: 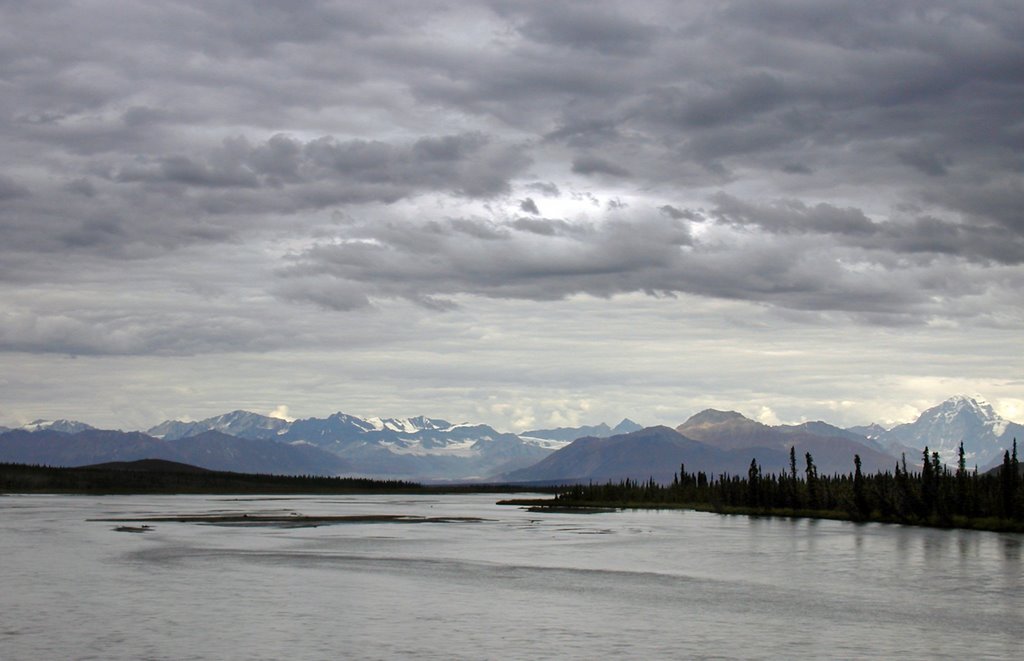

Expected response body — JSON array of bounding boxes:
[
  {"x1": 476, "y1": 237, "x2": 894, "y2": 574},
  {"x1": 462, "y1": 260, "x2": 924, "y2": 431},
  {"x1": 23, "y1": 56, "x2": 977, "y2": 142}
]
[
  {"x1": 1, "y1": 396, "x2": 1019, "y2": 482},
  {"x1": 504, "y1": 410, "x2": 899, "y2": 484}
]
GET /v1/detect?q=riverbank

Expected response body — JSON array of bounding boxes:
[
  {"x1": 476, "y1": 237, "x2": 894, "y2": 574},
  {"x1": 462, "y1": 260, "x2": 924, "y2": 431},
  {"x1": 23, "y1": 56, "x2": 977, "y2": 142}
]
[{"x1": 497, "y1": 498, "x2": 1024, "y2": 533}]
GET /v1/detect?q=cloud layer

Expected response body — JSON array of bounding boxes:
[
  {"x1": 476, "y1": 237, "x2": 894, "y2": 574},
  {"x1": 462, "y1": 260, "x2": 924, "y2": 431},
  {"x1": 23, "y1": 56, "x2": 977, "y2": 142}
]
[{"x1": 1, "y1": 1, "x2": 1022, "y2": 428}]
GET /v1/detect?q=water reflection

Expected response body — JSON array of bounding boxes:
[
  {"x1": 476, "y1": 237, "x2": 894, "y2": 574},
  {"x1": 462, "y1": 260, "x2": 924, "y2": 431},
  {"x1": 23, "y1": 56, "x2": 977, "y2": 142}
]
[{"x1": 1002, "y1": 535, "x2": 1021, "y2": 560}]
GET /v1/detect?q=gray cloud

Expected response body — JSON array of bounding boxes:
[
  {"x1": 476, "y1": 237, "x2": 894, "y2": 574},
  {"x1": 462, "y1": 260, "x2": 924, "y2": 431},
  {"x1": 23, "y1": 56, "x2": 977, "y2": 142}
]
[
  {"x1": 710, "y1": 193, "x2": 1024, "y2": 265},
  {"x1": 510, "y1": 1, "x2": 659, "y2": 57},
  {"x1": 112, "y1": 132, "x2": 528, "y2": 199},
  {"x1": 280, "y1": 212, "x2": 693, "y2": 305},
  {"x1": 1, "y1": 1, "x2": 1022, "y2": 428},
  {"x1": 519, "y1": 198, "x2": 540, "y2": 215},
  {"x1": 0, "y1": 175, "x2": 30, "y2": 200},
  {"x1": 525, "y1": 181, "x2": 560, "y2": 197},
  {"x1": 571, "y1": 155, "x2": 631, "y2": 178}
]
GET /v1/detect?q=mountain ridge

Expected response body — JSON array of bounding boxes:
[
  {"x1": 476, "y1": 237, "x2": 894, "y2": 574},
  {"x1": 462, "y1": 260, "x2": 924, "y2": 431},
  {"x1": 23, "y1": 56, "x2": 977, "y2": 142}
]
[{"x1": 4, "y1": 394, "x2": 1019, "y2": 482}]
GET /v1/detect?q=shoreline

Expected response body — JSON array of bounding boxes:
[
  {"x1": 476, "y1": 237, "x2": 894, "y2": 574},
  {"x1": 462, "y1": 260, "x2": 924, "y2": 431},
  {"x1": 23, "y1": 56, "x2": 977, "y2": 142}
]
[{"x1": 497, "y1": 498, "x2": 1024, "y2": 534}]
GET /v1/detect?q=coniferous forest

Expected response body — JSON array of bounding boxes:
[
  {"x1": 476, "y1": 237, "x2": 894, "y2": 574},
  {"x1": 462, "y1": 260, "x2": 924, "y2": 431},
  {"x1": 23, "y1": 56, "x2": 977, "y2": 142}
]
[{"x1": 541, "y1": 441, "x2": 1024, "y2": 532}]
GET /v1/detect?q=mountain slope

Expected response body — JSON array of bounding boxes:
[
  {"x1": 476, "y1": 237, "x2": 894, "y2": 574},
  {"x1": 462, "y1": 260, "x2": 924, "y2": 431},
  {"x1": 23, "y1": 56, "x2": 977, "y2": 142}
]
[
  {"x1": 878, "y1": 395, "x2": 1023, "y2": 467},
  {"x1": 0, "y1": 429, "x2": 348, "y2": 476},
  {"x1": 677, "y1": 410, "x2": 896, "y2": 474},
  {"x1": 148, "y1": 410, "x2": 290, "y2": 440},
  {"x1": 503, "y1": 426, "x2": 789, "y2": 483},
  {"x1": 19, "y1": 419, "x2": 96, "y2": 434},
  {"x1": 283, "y1": 417, "x2": 548, "y2": 481},
  {"x1": 521, "y1": 419, "x2": 643, "y2": 443},
  {"x1": 144, "y1": 410, "x2": 548, "y2": 480}
]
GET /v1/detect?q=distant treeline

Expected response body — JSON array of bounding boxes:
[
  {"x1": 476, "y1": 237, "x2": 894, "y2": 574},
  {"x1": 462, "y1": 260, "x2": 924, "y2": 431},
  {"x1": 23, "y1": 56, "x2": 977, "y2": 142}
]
[
  {"x1": 553, "y1": 442, "x2": 1024, "y2": 531},
  {"x1": 0, "y1": 461, "x2": 561, "y2": 495},
  {"x1": 0, "y1": 462, "x2": 422, "y2": 494}
]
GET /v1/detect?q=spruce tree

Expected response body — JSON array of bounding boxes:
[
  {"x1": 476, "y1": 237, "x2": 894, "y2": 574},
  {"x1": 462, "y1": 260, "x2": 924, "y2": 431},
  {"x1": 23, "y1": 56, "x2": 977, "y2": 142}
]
[
  {"x1": 853, "y1": 454, "x2": 868, "y2": 519},
  {"x1": 787, "y1": 446, "x2": 798, "y2": 508},
  {"x1": 956, "y1": 441, "x2": 968, "y2": 515},
  {"x1": 747, "y1": 459, "x2": 761, "y2": 508},
  {"x1": 805, "y1": 452, "x2": 818, "y2": 510},
  {"x1": 1001, "y1": 449, "x2": 1014, "y2": 518},
  {"x1": 921, "y1": 446, "x2": 935, "y2": 518}
]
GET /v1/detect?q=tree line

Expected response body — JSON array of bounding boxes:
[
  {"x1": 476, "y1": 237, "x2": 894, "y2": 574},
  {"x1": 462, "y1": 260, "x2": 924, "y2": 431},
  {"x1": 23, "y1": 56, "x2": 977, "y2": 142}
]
[{"x1": 554, "y1": 440, "x2": 1023, "y2": 529}]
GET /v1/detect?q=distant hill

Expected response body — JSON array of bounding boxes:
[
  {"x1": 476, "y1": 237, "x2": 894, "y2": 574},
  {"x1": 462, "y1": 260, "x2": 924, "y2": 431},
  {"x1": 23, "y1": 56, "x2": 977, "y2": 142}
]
[
  {"x1": 502, "y1": 426, "x2": 789, "y2": 483},
  {"x1": 845, "y1": 423, "x2": 888, "y2": 440},
  {"x1": 82, "y1": 458, "x2": 211, "y2": 473},
  {"x1": 676, "y1": 410, "x2": 896, "y2": 474},
  {"x1": 983, "y1": 460, "x2": 1024, "y2": 477},
  {"x1": 521, "y1": 419, "x2": 643, "y2": 443},
  {"x1": 0, "y1": 428, "x2": 349, "y2": 476}
]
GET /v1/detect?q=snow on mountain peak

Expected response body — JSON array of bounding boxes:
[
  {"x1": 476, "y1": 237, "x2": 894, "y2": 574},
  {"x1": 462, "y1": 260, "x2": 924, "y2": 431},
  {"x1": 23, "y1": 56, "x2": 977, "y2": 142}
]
[
  {"x1": 20, "y1": 419, "x2": 95, "y2": 433},
  {"x1": 935, "y1": 395, "x2": 998, "y2": 423},
  {"x1": 383, "y1": 418, "x2": 422, "y2": 434},
  {"x1": 879, "y1": 394, "x2": 1020, "y2": 468}
]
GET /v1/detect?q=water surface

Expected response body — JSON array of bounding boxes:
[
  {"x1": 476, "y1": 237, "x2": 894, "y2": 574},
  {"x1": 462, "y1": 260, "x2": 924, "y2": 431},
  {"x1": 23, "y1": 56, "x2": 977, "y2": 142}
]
[{"x1": 2, "y1": 494, "x2": 1020, "y2": 659}]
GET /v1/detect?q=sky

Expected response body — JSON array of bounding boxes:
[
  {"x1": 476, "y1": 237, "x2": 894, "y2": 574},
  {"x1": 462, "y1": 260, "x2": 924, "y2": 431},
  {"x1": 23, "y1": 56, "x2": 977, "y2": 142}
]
[{"x1": 2, "y1": 1, "x2": 1023, "y2": 432}]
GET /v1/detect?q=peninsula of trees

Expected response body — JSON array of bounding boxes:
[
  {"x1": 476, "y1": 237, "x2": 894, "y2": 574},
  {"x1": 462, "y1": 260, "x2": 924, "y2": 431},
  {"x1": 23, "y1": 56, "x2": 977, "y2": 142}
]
[{"x1": 510, "y1": 441, "x2": 1024, "y2": 533}]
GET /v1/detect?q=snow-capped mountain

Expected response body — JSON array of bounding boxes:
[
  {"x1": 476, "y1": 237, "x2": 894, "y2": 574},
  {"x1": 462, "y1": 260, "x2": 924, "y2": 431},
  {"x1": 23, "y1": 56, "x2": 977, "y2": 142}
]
[
  {"x1": 145, "y1": 410, "x2": 554, "y2": 481},
  {"x1": 877, "y1": 395, "x2": 1023, "y2": 468},
  {"x1": 19, "y1": 419, "x2": 96, "y2": 434},
  {"x1": 279, "y1": 415, "x2": 549, "y2": 481},
  {"x1": 148, "y1": 410, "x2": 290, "y2": 440}
]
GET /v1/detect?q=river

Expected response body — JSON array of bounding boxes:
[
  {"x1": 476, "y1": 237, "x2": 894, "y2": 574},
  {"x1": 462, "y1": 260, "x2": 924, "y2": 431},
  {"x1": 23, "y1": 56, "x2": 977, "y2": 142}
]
[{"x1": 1, "y1": 493, "x2": 1020, "y2": 659}]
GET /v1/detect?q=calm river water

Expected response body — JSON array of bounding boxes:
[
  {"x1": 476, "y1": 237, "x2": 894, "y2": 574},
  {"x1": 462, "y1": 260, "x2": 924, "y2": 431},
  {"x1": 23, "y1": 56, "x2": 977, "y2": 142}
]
[{"x1": 1, "y1": 493, "x2": 1021, "y2": 659}]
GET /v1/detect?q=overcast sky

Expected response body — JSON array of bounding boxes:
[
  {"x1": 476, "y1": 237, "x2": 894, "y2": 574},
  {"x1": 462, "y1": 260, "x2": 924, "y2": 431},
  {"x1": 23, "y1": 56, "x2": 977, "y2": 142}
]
[{"x1": 2, "y1": 1, "x2": 1023, "y2": 432}]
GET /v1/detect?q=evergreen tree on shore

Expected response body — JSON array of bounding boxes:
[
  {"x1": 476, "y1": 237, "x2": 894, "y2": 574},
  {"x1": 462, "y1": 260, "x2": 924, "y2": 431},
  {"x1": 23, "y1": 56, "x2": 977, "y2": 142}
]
[{"x1": 550, "y1": 438, "x2": 1024, "y2": 531}]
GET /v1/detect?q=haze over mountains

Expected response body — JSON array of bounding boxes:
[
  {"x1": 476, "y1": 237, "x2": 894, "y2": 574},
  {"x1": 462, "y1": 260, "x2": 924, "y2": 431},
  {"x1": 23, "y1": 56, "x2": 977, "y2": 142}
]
[{"x1": 1, "y1": 396, "x2": 1018, "y2": 482}]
